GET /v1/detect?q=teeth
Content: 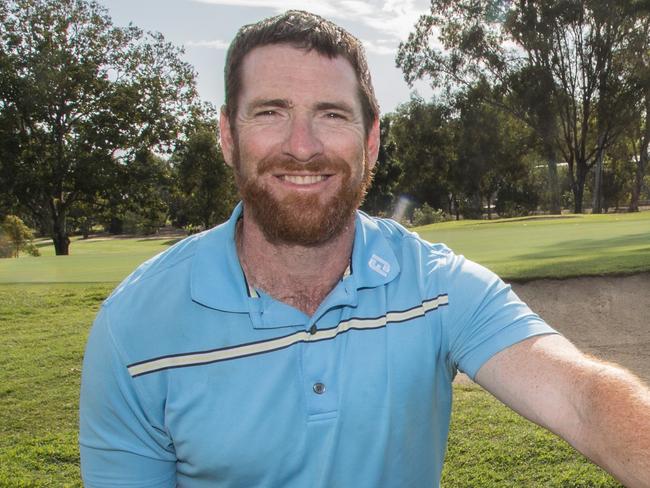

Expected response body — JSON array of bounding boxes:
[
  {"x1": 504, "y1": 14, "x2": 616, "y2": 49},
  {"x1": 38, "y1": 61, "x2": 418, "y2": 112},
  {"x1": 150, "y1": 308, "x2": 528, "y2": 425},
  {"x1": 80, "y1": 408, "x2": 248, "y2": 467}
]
[{"x1": 282, "y1": 175, "x2": 327, "y2": 185}]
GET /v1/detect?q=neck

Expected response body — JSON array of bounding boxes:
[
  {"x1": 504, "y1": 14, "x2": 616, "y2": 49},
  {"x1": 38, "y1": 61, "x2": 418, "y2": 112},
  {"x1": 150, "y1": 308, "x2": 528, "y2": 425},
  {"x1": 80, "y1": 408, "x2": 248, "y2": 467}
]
[{"x1": 236, "y1": 209, "x2": 355, "y2": 316}]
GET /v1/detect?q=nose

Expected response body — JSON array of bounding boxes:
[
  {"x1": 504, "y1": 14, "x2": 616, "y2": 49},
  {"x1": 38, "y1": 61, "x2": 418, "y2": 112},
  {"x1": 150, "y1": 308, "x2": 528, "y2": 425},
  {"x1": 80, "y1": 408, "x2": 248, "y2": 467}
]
[{"x1": 281, "y1": 114, "x2": 324, "y2": 162}]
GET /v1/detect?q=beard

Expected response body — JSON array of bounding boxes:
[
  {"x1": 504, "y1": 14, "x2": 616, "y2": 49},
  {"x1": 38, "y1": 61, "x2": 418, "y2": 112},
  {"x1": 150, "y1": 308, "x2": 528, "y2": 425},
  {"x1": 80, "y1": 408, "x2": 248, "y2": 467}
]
[{"x1": 233, "y1": 148, "x2": 373, "y2": 246}]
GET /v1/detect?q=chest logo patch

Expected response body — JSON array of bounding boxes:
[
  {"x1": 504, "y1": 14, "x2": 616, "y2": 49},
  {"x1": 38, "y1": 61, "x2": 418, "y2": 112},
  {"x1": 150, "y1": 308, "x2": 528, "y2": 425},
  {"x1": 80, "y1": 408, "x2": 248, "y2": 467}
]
[{"x1": 368, "y1": 254, "x2": 390, "y2": 277}]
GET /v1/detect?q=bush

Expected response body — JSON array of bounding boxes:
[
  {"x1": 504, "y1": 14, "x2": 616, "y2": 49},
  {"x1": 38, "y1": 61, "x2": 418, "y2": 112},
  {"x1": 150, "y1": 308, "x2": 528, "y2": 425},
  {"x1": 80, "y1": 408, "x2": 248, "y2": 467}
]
[
  {"x1": 0, "y1": 234, "x2": 12, "y2": 258},
  {"x1": 1, "y1": 215, "x2": 40, "y2": 258},
  {"x1": 496, "y1": 182, "x2": 540, "y2": 218},
  {"x1": 412, "y1": 203, "x2": 449, "y2": 226}
]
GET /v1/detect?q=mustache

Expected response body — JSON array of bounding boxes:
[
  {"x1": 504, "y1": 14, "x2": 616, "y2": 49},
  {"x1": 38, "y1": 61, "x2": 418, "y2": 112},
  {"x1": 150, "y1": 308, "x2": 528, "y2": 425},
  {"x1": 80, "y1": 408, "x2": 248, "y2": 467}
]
[{"x1": 256, "y1": 156, "x2": 350, "y2": 175}]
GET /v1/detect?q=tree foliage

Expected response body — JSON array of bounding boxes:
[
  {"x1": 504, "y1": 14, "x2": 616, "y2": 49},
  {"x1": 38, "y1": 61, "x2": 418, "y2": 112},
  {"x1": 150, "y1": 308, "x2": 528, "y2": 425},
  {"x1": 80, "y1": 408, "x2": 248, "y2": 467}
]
[
  {"x1": 397, "y1": 0, "x2": 649, "y2": 214},
  {"x1": 0, "y1": 0, "x2": 207, "y2": 254},
  {"x1": 361, "y1": 114, "x2": 403, "y2": 216},
  {"x1": 170, "y1": 121, "x2": 237, "y2": 231},
  {"x1": 390, "y1": 95, "x2": 457, "y2": 213}
]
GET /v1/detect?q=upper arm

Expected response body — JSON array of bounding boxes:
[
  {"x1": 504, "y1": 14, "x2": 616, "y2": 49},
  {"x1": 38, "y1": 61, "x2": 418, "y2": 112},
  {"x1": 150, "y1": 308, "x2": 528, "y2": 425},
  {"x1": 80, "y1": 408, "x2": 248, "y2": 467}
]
[
  {"x1": 440, "y1": 253, "x2": 557, "y2": 380},
  {"x1": 80, "y1": 307, "x2": 177, "y2": 487},
  {"x1": 475, "y1": 334, "x2": 593, "y2": 444}
]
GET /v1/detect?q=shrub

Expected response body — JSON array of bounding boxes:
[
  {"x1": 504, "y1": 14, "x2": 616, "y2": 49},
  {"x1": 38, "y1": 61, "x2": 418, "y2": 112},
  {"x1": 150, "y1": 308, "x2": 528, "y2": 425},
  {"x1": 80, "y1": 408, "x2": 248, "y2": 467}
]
[
  {"x1": 496, "y1": 182, "x2": 540, "y2": 218},
  {"x1": 412, "y1": 203, "x2": 449, "y2": 226},
  {"x1": 1, "y1": 215, "x2": 40, "y2": 258}
]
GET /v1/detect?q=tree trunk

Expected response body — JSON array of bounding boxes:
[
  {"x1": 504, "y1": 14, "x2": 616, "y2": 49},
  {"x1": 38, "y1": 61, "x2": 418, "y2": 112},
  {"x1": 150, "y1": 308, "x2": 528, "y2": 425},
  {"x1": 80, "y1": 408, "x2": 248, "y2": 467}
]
[
  {"x1": 573, "y1": 168, "x2": 587, "y2": 214},
  {"x1": 51, "y1": 207, "x2": 70, "y2": 255},
  {"x1": 545, "y1": 152, "x2": 562, "y2": 214},
  {"x1": 592, "y1": 152, "x2": 603, "y2": 214},
  {"x1": 629, "y1": 156, "x2": 643, "y2": 212},
  {"x1": 629, "y1": 99, "x2": 649, "y2": 212},
  {"x1": 592, "y1": 134, "x2": 607, "y2": 214}
]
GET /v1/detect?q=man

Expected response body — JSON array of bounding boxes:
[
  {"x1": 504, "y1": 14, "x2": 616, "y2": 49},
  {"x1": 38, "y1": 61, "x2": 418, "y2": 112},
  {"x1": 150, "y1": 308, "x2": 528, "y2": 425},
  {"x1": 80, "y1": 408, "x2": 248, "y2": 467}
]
[{"x1": 80, "y1": 10, "x2": 650, "y2": 487}]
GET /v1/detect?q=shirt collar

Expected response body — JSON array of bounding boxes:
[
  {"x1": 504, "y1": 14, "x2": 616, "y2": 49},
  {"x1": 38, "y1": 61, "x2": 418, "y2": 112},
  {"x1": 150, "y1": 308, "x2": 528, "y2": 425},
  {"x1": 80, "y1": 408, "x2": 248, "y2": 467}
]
[{"x1": 190, "y1": 203, "x2": 400, "y2": 314}]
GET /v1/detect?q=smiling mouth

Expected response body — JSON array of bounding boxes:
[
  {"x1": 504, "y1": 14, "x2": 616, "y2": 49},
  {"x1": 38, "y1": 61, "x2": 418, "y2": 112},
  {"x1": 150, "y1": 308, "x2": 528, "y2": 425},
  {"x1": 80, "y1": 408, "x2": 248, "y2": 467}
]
[{"x1": 278, "y1": 175, "x2": 330, "y2": 185}]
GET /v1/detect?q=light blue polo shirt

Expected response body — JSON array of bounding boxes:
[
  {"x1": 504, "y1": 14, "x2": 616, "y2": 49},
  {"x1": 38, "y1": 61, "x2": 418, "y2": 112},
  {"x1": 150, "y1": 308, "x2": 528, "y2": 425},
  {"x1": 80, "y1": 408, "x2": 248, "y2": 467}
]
[{"x1": 80, "y1": 203, "x2": 555, "y2": 487}]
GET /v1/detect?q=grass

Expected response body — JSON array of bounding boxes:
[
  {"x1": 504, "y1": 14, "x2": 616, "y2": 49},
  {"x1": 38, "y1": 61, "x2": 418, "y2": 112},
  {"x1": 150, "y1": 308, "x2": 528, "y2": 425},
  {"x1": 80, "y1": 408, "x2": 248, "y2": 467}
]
[
  {"x1": 442, "y1": 385, "x2": 621, "y2": 487},
  {"x1": 2, "y1": 212, "x2": 647, "y2": 485},
  {"x1": 417, "y1": 211, "x2": 650, "y2": 280},
  {"x1": 2, "y1": 211, "x2": 649, "y2": 284},
  {"x1": 0, "y1": 235, "x2": 182, "y2": 283},
  {"x1": 0, "y1": 284, "x2": 111, "y2": 487}
]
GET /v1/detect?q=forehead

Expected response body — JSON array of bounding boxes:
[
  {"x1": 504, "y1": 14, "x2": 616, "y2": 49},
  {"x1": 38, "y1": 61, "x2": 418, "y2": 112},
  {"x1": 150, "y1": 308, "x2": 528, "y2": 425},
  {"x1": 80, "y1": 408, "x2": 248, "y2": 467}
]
[{"x1": 238, "y1": 44, "x2": 361, "y2": 109}]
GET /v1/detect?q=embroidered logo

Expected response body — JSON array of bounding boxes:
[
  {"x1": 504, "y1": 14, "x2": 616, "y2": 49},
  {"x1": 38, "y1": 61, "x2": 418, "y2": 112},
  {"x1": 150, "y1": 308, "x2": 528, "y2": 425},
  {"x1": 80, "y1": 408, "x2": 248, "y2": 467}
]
[{"x1": 368, "y1": 254, "x2": 390, "y2": 277}]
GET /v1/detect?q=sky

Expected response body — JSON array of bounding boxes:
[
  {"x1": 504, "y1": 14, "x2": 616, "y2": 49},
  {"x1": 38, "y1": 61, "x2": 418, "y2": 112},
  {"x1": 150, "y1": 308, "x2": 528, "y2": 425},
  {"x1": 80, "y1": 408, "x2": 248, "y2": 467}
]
[{"x1": 95, "y1": 0, "x2": 434, "y2": 114}]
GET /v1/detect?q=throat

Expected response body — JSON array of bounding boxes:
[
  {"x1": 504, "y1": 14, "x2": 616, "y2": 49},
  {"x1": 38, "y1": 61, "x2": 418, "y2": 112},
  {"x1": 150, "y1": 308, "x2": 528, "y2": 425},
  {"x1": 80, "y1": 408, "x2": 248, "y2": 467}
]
[
  {"x1": 236, "y1": 218, "x2": 354, "y2": 316},
  {"x1": 258, "y1": 284, "x2": 334, "y2": 316}
]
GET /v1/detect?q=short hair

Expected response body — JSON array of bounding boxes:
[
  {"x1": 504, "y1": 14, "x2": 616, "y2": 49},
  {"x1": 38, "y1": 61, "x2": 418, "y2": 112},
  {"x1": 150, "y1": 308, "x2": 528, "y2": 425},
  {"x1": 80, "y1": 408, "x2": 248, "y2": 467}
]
[{"x1": 224, "y1": 10, "x2": 379, "y2": 134}]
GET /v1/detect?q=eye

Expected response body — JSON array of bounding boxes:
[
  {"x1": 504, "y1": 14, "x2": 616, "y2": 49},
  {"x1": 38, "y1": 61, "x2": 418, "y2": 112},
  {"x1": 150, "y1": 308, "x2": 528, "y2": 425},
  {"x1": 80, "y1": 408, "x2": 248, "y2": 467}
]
[
  {"x1": 255, "y1": 110, "x2": 277, "y2": 117},
  {"x1": 325, "y1": 112, "x2": 346, "y2": 120}
]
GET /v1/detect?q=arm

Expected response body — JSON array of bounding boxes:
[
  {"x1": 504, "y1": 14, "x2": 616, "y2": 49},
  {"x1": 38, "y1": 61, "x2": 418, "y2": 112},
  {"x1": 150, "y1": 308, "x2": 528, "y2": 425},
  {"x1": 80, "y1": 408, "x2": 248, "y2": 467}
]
[{"x1": 475, "y1": 334, "x2": 650, "y2": 488}]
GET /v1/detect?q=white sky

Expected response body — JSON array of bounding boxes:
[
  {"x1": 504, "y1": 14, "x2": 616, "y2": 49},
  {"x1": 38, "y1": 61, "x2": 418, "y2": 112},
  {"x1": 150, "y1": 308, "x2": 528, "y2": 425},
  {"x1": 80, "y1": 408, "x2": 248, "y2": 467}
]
[{"x1": 96, "y1": 0, "x2": 434, "y2": 114}]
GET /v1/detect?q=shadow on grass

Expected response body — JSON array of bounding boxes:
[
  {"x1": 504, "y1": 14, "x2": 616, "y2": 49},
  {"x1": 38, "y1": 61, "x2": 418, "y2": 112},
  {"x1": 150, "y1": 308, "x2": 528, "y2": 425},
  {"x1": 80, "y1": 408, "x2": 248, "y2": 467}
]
[
  {"x1": 503, "y1": 247, "x2": 650, "y2": 281},
  {"x1": 514, "y1": 232, "x2": 650, "y2": 260},
  {"x1": 133, "y1": 237, "x2": 184, "y2": 246},
  {"x1": 477, "y1": 215, "x2": 581, "y2": 225}
]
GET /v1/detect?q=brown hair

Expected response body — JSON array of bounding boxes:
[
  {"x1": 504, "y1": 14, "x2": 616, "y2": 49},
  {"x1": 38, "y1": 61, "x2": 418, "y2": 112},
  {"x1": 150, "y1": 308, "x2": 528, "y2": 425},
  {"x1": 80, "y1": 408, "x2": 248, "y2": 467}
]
[{"x1": 224, "y1": 10, "x2": 379, "y2": 134}]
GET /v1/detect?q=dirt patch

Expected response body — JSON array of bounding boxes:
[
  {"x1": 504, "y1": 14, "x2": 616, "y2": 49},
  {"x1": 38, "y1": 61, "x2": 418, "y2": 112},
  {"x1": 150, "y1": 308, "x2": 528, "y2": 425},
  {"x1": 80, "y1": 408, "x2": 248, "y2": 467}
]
[{"x1": 456, "y1": 273, "x2": 650, "y2": 385}]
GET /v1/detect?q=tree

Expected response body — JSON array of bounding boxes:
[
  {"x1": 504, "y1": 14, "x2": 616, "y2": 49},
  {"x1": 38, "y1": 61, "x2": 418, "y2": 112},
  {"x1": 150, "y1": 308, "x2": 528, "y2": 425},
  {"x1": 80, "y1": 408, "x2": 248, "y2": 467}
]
[
  {"x1": 453, "y1": 83, "x2": 536, "y2": 218},
  {"x1": 0, "y1": 0, "x2": 207, "y2": 254},
  {"x1": 621, "y1": 13, "x2": 650, "y2": 212},
  {"x1": 397, "y1": 0, "x2": 647, "y2": 213},
  {"x1": 390, "y1": 96, "x2": 457, "y2": 214},
  {"x1": 0, "y1": 214, "x2": 39, "y2": 257},
  {"x1": 361, "y1": 114, "x2": 403, "y2": 216},
  {"x1": 170, "y1": 121, "x2": 237, "y2": 231}
]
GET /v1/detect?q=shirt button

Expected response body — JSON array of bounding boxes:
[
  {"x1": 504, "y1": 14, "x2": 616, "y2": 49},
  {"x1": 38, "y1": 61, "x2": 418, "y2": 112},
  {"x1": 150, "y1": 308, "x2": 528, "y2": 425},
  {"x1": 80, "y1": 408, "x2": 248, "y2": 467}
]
[
  {"x1": 313, "y1": 382, "x2": 326, "y2": 395},
  {"x1": 309, "y1": 324, "x2": 317, "y2": 335}
]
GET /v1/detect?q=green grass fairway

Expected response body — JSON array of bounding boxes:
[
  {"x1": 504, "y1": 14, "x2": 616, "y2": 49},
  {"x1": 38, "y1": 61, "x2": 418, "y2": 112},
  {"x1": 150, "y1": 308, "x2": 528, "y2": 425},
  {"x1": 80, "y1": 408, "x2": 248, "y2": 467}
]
[
  {"x1": 0, "y1": 285, "x2": 622, "y2": 487},
  {"x1": 0, "y1": 235, "x2": 182, "y2": 283},
  {"x1": 417, "y1": 211, "x2": 650, "y2": 280},
  {"x1": 2, "y1": 211, "x2": 648, "y2": 284}
]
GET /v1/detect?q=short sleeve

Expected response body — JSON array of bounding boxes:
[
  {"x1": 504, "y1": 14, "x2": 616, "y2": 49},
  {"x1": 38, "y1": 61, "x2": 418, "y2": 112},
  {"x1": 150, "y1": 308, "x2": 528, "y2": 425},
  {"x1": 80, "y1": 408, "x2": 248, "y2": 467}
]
[
  {"x1": 79, "y1": 306, "x2": 177, "y2": 488},
  {"x1": 441, "y1": 253, "x2": 558, "y2": 380}
]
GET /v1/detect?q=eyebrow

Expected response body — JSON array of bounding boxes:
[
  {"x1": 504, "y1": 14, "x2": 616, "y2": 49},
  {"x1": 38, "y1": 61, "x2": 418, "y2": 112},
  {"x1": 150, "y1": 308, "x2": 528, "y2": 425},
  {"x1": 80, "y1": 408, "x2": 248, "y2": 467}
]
[
  {"x1": 315, "y1": 101, "x2": 355, "y2": 114},
  {"x1": 246, "y1": 98, "x2": 356, "y2": 114},
  {"x1": 248, "y1": 98, "x2": 292, "y2": 110}
]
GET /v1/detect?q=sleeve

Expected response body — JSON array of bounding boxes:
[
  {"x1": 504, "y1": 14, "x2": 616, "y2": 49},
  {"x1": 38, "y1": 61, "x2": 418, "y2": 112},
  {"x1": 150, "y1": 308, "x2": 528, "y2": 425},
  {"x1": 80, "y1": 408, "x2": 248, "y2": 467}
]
[
  {"x1": 79, "y1": 305, "x2": 177, "y2": 488},
  {"x1": 441, "y1": 253, "x2": 558, "y2": 380}
]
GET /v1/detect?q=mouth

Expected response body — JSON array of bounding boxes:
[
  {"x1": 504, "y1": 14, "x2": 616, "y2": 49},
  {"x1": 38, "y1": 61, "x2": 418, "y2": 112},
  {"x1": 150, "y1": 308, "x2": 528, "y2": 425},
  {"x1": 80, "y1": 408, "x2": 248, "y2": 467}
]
[{"x1": 276, "y1": 174, "x2": 332, "y2": 186}]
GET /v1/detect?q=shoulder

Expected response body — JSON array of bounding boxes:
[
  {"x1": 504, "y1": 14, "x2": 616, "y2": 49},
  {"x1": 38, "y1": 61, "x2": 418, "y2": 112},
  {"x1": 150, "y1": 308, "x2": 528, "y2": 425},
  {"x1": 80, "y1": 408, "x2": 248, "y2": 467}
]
[
  {"x1": 362, "y1": 213, "x2": 516, "y2": 308},
  {"x1": 362, "y1": 213, "x2": 465, "y2": 279},
  {"x1": 96, "y1": 223, "x2": 234, "y2": 352},
  {"x1": 104, "y1": 224, "x2": 229, "y2": 308}
]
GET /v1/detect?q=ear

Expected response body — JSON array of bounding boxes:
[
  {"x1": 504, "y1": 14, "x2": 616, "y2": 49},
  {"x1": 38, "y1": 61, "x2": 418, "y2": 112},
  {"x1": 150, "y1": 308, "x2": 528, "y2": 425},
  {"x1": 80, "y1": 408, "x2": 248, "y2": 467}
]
[
  {"x1": 366, "y1": 116, "x2": 380, "y2": 171},
  {"x1": 219, "y1": 106, "x2": 235, "y2": 168}
]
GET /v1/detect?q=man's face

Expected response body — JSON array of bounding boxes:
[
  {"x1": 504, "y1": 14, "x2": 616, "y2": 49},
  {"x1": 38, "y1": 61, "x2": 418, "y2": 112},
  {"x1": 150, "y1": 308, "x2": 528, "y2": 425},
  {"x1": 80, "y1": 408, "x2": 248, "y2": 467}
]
[{"x1": 220, "y1": 44, "x2": 379, "y2": 246}]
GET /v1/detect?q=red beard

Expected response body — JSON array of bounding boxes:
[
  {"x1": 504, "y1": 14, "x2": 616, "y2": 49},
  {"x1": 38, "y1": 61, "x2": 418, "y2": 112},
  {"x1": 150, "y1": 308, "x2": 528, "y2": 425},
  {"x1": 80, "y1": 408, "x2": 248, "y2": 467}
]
[{"x1": 234, "y1": 151, "x2": 373, "y2": 246}]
